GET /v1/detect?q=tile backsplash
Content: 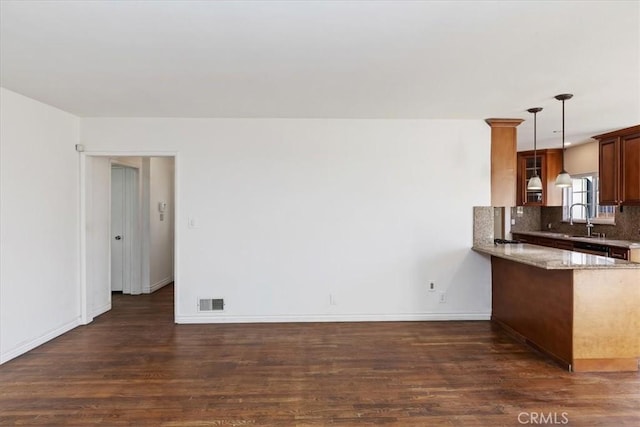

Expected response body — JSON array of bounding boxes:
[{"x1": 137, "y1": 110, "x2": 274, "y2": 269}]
[
  {"x1": 511, "y1": 205, "x2": 640, "y2": 241},
  {"x1": 473, "y1": 206, "x2": 496, "y2": 246},
  {"x1": 510, "y1": 206, "x2": 541, "y2": 233}
]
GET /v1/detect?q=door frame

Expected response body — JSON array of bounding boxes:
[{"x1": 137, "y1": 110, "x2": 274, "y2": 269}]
[{"x1": 79, "y1": 151, "x2": 179, "y2": 325}]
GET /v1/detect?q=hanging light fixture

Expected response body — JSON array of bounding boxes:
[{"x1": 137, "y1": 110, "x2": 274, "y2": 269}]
[
  {"x1": 554, "y1": 93, "x2": 573, "y2": 187},
  {"x1": 527, "y1": 107, "x2": 543, "y2": 190}
]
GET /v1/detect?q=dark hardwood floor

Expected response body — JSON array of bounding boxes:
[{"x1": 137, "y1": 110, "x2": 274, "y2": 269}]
[{"x1": 1, "y1": 284, "x2": 638, "y2": 426}]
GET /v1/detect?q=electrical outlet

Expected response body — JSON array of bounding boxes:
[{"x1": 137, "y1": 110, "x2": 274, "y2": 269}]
[
  {"x1": 428, "y1": 282, "x2": 436, "y2": 292},
  {"x1": 439, "y1": 292, "x2": 446, "y2": 303},
  {"x1": 329, "y1": 294, "x2": 337, "y2": 306}
]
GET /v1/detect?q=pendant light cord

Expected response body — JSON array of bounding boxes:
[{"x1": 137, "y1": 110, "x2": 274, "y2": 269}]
[
  {"x1": 561, "y1": 98, "x2": 565, "y2": 171},
  {"x1": 533, "y1": 110, "x2": 538, "y2": 174},
  {"x1": 527, "y1": 107, "x2": 542, "y2": 179}
]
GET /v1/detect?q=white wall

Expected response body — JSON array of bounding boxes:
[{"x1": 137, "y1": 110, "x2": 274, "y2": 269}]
[
  {"x1": 0, "y1": 88, "x2": 80, "y2": 363},
  {"x1": 565, "y1": 141, "x2": 598, "y2": 175},
  {"x1": 81, "y1": 118, "x2": 492, "y2": 323},
  {"x1": 84, "y1": 156, "x2": 111, "y2": 318},
  {"x1": 0, "y1": 97, "x2": 493, "y2": 363},
  {"x1": 148, "y1": 157, "x2": 174, "y2": 292}
]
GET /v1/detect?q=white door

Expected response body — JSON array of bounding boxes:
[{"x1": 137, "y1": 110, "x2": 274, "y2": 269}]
[
  {"x1": 111, "y1": 165, "x2": 142, "y2": 295},
  {"x1": 111, "y1": 167, "x2": 125, "y2": 291}
]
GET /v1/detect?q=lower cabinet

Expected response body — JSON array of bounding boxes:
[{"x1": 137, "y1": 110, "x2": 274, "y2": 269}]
[
  {"x1": 553, "y1": 240, "x2": 575, "y2": 251},
  {"x1": 512, "y1": 233, "x2": 633, "y2": 260},
  {"x1": 609, "y1": 246, "x2": 630, "y2": 260},
  {"x1": 491, "y1": 256, "x2": 640, "y2": 372}
]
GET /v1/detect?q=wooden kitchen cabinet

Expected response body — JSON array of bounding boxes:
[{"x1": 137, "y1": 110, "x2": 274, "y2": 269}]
[
  {"x1": 594, "y1": 125, "x2": 640, "y2": 206},
  {"x1": 512, "y1": 233, "x2": 572, "y2": 250},
  {"x1": 516, "y1": 149, "x2": 563, "y2": 206},
  {"x1": 553, "y1": 240, "x2": 575, "y2": 251},
  {"x1": 599, "y1": 137, "x2": 619, "y2": 205},
  {"x1": 512, "y1": 233, "x2": 639, "y2": 262},
  {"x1": 609, "y1": 246, "x2": 630, "y2": 261},
  {"x1": 621, "y1": 132, "x2": 640, "y2": 204},
  {"x1": 490, "y1": 256, "x2": 640, "y2": 372}
]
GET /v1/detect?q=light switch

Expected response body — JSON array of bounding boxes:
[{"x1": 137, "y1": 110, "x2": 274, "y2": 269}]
[{"x1": 188, "y1": 217, "x2": 198, "y2": 229}]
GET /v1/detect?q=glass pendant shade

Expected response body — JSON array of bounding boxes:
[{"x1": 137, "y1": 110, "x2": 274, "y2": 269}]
[
  {"x1": 527, "y1": 175, "x2": 543, "y2": 190},
  {"x1": 555, "y1": 171, "x2": 572, "y2": 188}
]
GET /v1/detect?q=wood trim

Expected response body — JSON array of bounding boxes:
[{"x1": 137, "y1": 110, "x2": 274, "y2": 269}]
[
  {"x1": 591, "y1": 124, "x2": 640, "y2": 140},
  {"x1": 572, "y1": 358, "x2": 638, "y2": 372},
  {"x1": 514, "y1": 148, "x2": 562, "y2": 156},
  {"x1": 485, "y1": 118, "x2": 525, "y2": 128}
]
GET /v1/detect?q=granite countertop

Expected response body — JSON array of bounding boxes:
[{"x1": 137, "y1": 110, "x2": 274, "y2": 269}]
[
  {"x1": 473, "y1": 243, "x2": 640, "y2": 270},
  {"x1": 511, "y1": 230, "x2": 640, "y2": 249}
]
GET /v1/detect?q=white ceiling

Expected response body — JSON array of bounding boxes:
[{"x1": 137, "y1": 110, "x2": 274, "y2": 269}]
[{"x1": 1, "y1": 0, "x2": 638, "y2": 150}]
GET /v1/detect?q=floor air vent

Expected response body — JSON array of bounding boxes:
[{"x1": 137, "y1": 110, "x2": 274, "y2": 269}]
[{"x1": 199, "y1": 298, "x2": 224, "y2": 311}]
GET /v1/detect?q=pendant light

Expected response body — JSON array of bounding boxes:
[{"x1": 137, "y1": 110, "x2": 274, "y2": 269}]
[
  {"x1": 554, "y1": 93, "x2": 573, "y2": 188},
  {"x1": 527, "y1": 107, "x2": 543, "y2": 190}
]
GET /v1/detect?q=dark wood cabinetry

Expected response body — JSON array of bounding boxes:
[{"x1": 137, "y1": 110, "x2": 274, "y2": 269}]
[
  {"x1": 513, "y1": 233, "x2": 578, "y2": 250},
  {"x1": 512, "y1": 232, "x2": 636, "y2": 261},
  {"x1": 516, "y1": 149, "x2": 563, "y2": 206},
  {"x1": 599, "y1": 137, "x2": 619, "y2": 205},
  {"x1": 609, "y1": 246, "x2": 630, "y2": 261},
  {"x1": 594, "y1": 125, "x2": 640, "y2": 206},
  {"x1": 490, "y1": 256, "x2": 640, "y2": 372},
  {"x1": 621, "y1": 132, "x2": 640, "y2": 204}
]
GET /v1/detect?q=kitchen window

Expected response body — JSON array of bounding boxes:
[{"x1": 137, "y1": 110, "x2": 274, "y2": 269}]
[{"x1": 562, "y1": 173, "x2": 615, "y2": 224}]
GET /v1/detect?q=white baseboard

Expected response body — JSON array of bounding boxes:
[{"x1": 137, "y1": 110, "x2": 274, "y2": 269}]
[
  {"x1": 148, "y1": 276, "x2": 173, "y2": 293},
  {"x1": 175, "y1": 312, "x2": 491, "y2": 324},
  {"x1": 0, "y1": 317, "x2": 81, "y2": 365},
  {"x1": 91, "y1": 301, "x2": 111, "y2": 319}
]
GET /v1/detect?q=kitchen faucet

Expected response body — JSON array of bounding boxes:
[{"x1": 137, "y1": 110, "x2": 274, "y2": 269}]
[{"x1": 569, "y1": 203, "x2": 594, "y2": 237}]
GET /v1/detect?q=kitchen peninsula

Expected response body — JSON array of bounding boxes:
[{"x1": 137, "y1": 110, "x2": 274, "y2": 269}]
[{"x1": 473, "y1": 242, "x2": 640, "y2": 372}]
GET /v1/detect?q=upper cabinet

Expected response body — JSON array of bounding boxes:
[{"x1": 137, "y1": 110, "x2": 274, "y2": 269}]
[
  {"x1": 516, "y1": 148, "x2": 563, "y2": 206},
  {"x1": 598, "y1": 137, "x2": 619, "y2": 205},
  {"x1": 594, "y1": 125, "x2": 640, "y2": 206}
]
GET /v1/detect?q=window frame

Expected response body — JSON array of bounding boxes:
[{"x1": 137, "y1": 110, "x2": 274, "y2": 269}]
[{"x1": 562, "y1": 173, "x2": 616, "y2": 225}]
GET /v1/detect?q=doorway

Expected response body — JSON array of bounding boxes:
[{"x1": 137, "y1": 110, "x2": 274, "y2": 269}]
[{"x1": 81, "y1": 153, "x2": 177, "y2": 324}]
